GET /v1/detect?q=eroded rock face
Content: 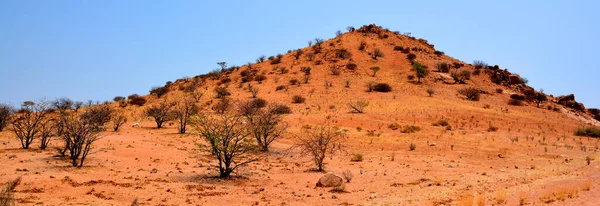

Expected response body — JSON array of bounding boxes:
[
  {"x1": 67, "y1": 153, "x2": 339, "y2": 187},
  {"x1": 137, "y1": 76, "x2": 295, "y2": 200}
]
[{"x1": 316, "y1": 172, "x2": 343, "y2": 187}]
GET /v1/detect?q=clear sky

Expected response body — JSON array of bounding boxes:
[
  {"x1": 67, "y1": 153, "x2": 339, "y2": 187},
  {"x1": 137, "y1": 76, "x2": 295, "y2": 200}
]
[{"x1": 1, "y1": 0, "x2": 598, "y2": 108}]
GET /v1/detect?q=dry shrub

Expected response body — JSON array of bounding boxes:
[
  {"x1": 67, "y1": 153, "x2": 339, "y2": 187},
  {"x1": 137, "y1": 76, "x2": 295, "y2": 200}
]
[
  {"x1": 0, "y1": 177, "x2": 21, "y2": 206},
  {"x1": 342, "y1": 170, "x2": 353, "y2": 183},
  {"x1": 292, "y1": 95, "x2": 306, "y2": 104},
  {"x1": 275, "y1": 85, "x2": 287, "y2": 91},
  {"x1": 269, "y1": 104, "x2": 292, "y2": 114},
  {"x1": 295, "y1": 122, "x2": 346, "y2": 171},
  {"x1": 401, "y1": 125, "x2": 421, "y2": 133},
  {"x1": 351, "y1": 153, "x2": 363, "y2": 162},
  {"x1": 574, "y1": 126, "x2": 600, "y2": 138},
  {"x1": 508, "y1": 99, "x2": 524, "y2": 106},
  {"x1": 346, "y1": 63, "x2": 358, "y2": 71},
  {"x1": 458, "y1": 87, "x2": 480, "y2": 101},
  {"x1": 150, "y1": 86, "x2": 169, "y2": 98},
  {"x1": 373, "y1": 83, "x2": 392, "y2": 92},
  {"x1": 128, "y1": 95, "x2": 146, "y2": 106}
]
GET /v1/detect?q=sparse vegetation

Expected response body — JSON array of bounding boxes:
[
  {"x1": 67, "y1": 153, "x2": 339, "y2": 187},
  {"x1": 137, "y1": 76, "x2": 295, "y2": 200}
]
[
  {"x1": 192, "y1": 113, "x2": 258, "y2": 178},
  {"x1": 150, "y1": 86, "x2": 169, "y2": 98},
  {"x1": 292, "y1": 95, "x2": 306, "y2": 104},
  {"x1": 351, "y1": 154, "x2": 363, "y2": 162},
  {"x1": 369, "y1": 66, "x2": 381, "y2": 77},
  {"x1": 174, "y1": 97, "x2": 200, "y2": 134},
  {"x1": 458, "y1": 87, "x2": 481, "y2": 101},
  {"x1": 58, "y1": 112, "x2": 103, "y2": 167},
  {"x1": 432, "y1": 119, "x2": 449, "y2": 127},
  {"x1": 373, "y1": 83, "x2": 392, "y2": 92},
  {"x1": 411, "y1": 62, "x2": 429, "y2": 83},
  {"x1": 451, "y1": 70, "x2": 470, "y2": 84},
  {"x1": 508, "y1": 99, "x2": 524, "y2": 106},
  {"x1": 348, "y1": 99, "x2": 369, "y2": 113},
  {"x1": 426, "y1": 88, "x2": 435, "y2": 97},
  {"x1": 342, "y1": 170, "x2": 353, "y2": 183},
  {"x1": 401, "y1": 125, "x2": 421, "y2": 133},
  {"x1": 295, "y1": 122, "x2": 346, "y2": 171},
  {"x1": 111, "y1": 112, "x2": 127, "y2": 132},
  {"x1": 128, "y1": 94, "x2": 147, "y2": 106},
  {"x1": 0, "y1": 177, "x2": 21, "y2": 206},
  {"x1": 574, "y1": 126, "x2": 600, "y2": 138},
  {"x1": 11, "y1": 100, "x2": 51, "y2": 149},
  {"x1": 372, "y1": 48, "x2": 384, "y2": 59},
  {"x1": 243, "y1": 103, "x2": 288, "y2": 151},
  {"x1": 214, "y1": 86, "x2": 231, "y2": 98},
  {"x1": 145, "y1": 100, "x2": 175, "y2": 129},
  {"x1": 406, "y1": 53, "x2": 417, "y2": 62},
  {"x1": 0, "y1": 104, "x2": 12, "y2": 132}
]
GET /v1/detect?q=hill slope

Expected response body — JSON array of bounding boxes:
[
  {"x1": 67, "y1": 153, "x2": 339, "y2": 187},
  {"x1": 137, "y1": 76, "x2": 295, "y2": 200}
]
[{"x1": 2, "y1": 24, "x2": 600, "y2": 205}]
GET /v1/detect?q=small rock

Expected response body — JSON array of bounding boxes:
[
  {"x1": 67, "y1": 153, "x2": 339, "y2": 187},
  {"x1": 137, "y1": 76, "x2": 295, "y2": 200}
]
[
  {"x1": 150, "y1": 168, "x2": 158, "y2": 174},
  {"x1": 369, "y1": 193, "x2": 377, "y2": 199},
  {"x1": 498, "y1": 154, "x2": 504, "y2": 158},
  {"x1": 429, "y1": 142, "x2": 437, "y2": 146}
]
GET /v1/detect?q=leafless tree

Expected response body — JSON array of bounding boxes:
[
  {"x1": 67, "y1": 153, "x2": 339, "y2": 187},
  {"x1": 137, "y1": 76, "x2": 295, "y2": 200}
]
[
  {"x1": 192, "y1": 91, "x2": 204, "y2": 102},
  {"x1": 58, "y1": 113, "x2": 103, "y2": 167},
  {"x1": 73, "y1": 101, "x2": 84, "y2": 113},
  {"x1": 213, "y1": 97, "x2": 232, "y2": 114},
  {"x1": 52, "y1": 98, "x2": 73, "y2": 112},
  {"x1": 111, "y1": 112, "x2": 127, "y2": 132},
  {"x1": 174, "y1": 97, "x2": 200, "y2": 134},
  {"x1": 145, "y1": 100, "x2": 175, "y2": 129},
  {"x1": 192, "y1": 113, "x2": 258, "y2": 178},
  {"x1": 348, "y1": 99, "x2": 369, "y2": 113},
  {"x1": 80, "y1": 104, "x2": 113, "y2": 131},
  {"x1": 0, "y1": 104, "x2": 13, "y2": 132},
  {"x1": 295, "y1": 122, "x2": 346, "y2": 171},
  {"x1": 38, "y1": 117, "x2": 56, "y2": 150},
  {"x1": 11, "y1": 101, "x2": 51, "y2": 149},
  {"x1": 242, "y1": 103, "x2": 288, "y2": 151}
]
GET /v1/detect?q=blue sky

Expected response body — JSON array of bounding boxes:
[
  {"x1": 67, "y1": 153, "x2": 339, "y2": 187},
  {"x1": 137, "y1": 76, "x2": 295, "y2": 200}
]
[{"x1": 1, "y1": 0, "x2": 598, "y2": 108}]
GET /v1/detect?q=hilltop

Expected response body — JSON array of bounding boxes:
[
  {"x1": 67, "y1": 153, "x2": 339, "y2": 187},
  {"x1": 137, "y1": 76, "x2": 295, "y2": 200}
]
[{"x1": 1, "y1": 24, "x2": 600, "y2": 205}]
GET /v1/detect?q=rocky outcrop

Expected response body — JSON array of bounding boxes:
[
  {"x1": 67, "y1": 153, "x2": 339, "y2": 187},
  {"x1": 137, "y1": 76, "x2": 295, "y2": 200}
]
[{"x1": 557, "y1": 94, "x2": 585, "y2": 111}]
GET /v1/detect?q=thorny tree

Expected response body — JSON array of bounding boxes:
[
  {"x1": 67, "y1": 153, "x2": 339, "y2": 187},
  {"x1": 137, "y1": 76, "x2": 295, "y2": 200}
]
[
  {"x1": 0, "y1": 104, "x2": 13, "y2": 132},
  {"x1": 240, "y1": 102, "x2": 288, "y2": 151},
  {"x1": 59, "y1": 113, "x2": 102, "y2": 167},
  {"x1": 145, "y1": 100, "x2": 175, "y2": 129},
  {"x1": 295, "y1": 122, "x2": 346, "y2": 171},
  {"x1": 38, "y1": 117, "x2": 56, "y2": 150},
  {"x1": 11, "y1": 101, "x2": 51, "y2": 149},
  {"x1": 192, "y1": 113, "x2": 258, "y2": 178},
  {"x1": 174, "y1": 96, "x2": 200, "y2": 134}
]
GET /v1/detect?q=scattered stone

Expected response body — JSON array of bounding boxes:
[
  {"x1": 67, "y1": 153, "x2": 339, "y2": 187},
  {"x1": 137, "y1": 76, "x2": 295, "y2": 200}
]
[
  {"x1": 150, "y1": 168, "x2": 158, "y2": 174},
  {"x1": 429, "y1": 142, "x2": 437, "y2": 146}
]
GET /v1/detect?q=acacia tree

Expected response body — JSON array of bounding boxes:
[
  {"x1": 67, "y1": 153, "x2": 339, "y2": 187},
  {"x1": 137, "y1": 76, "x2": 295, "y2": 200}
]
[
  {"x1": 59, "y1": 113, "x2": 102, "y2": 167},
  {"x1": 348, "y1": 99, "x2": 369, "y2": 113},
  {"x1": 145, "y1": 100, "x2": 175, "y2": 129},
  {"x1": 295, "y1": 122, "x2": 346, "y2": 171},
  {"x1": 369, "y1": 66, "x2": 380, "y2": 77},
  {"x1": 11, "y1": 101, "x2": 51, "y2": 149},
  {"x1": 111, "y1": 112, "x2": 127, "y2": 132},
  {"x1": 80, "y1": 104, "x2": 113, "y2": 131},
  {"x1": 52, "y1": 98, "x2": 74, "y2": 112},
  {"x1": 38, "y1": 117, "x2": 56, "y2": 150},
  {"x1": 0, "y1": 104, "x2": 13, "y2": 132},
  {"x1": 533, "y1": 91, "x2": 548, "y2": 108},
  {"x1": 411, "y1": 61, "x2": 429, "y2": 83},
  {"x1": 241, "y1": 103, "x2": 288, "y2": 151},
  {"x1": 174, "y1": 97, "x2": 200, "y2": 134},
  {"x1": 192, "y1": 113, "x2": 258, "y2": 178}
]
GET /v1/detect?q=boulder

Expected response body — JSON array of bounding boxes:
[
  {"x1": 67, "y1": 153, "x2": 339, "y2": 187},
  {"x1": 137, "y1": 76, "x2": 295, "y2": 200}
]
[
  {"x1": 316, "y1": 173, "x2": 343, "y2": 187},
  {"x1": 508, "y1": 75, "x2": 521, "y2": 85}
]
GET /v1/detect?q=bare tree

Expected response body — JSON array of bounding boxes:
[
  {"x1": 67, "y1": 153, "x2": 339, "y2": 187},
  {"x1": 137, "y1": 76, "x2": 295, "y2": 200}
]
[
  {"x1": 73, "y1": 101, "x2": 84, "y2": 113},
  {"x1": 11, "y1": 101, "x2": 51, "y2": 149},
  {"x1": 0, "y1": 104, "x2": 13, "y2": 132},
  {"x1": 52, "y1": 98, "x2": 73, "y2": 112},
  {"x1": 80, "y1": 104, "x2": 113, "y2": 131},
  {"x1": 174, "y1": 97, "x2": 200, "y2": 134},
  {"x1": 213, "y1": 97, "x2": 232, "y2": 114},
  {"x1": 348, "y1": 99, "x2": 369, "y2": 113},
  {"x1": 145, "y1": 100, "x2": 175, "y2": 129},
  {"x1": 111, "y1": 112, "x2": 127, "y2": 132},
  {"x1": 38, "y1": 117, "x2": 56, "y2": 150},
  {"x1": 59, "y1": 113, "x2": 102, "y2": 167},
  {"x1": 192, "y1": 91, "x2": 204, "y2": 102},
  {"x1": 245, "y1": 104, "x2": 288, "y2": 151},
  {"x1": 295, "y1": 122, "x2": 346, "y2": 171},
  {"x1": 192, "y1": 113, "x2": 258, "y2": 178}
]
